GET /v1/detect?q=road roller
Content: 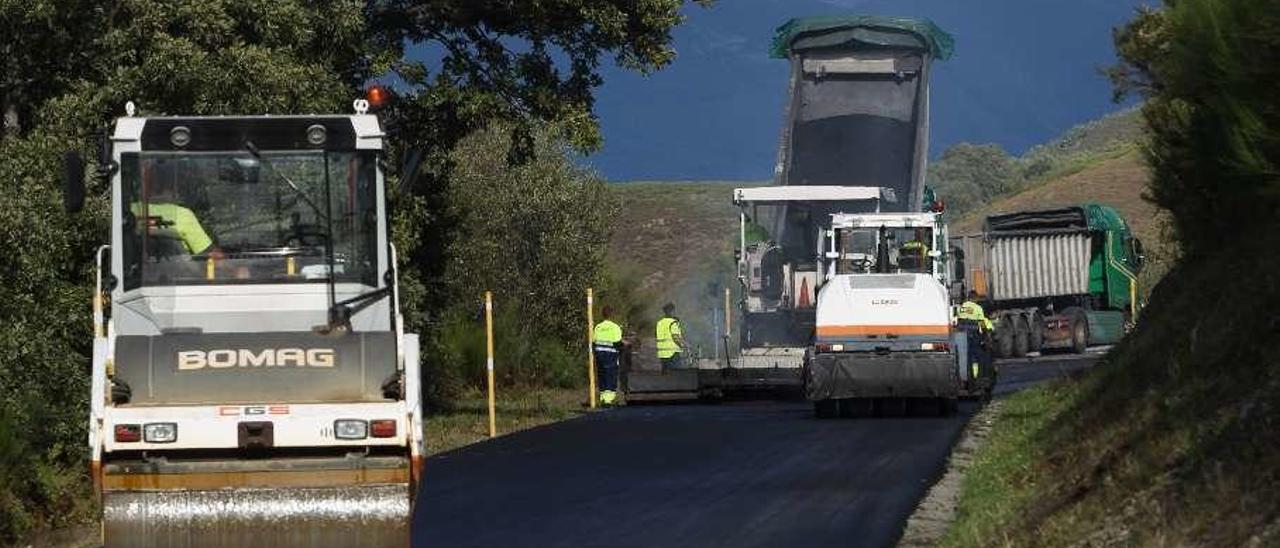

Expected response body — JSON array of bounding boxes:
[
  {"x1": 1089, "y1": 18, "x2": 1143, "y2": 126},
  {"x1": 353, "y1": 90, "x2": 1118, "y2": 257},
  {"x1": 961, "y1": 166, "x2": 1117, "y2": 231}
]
[{"x1": 65, "y1": 99, "x2": 424, "y2": 547}]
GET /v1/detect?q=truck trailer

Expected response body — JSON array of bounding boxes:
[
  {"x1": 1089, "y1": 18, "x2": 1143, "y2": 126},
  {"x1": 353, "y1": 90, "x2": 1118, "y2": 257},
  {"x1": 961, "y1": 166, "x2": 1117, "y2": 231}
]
[
  {"x1": 949, "y1": 204, "x2": 1145, "y2": 357},
  {"x1": 66, "y1": 100, "x2": 424, "y2": 547}
]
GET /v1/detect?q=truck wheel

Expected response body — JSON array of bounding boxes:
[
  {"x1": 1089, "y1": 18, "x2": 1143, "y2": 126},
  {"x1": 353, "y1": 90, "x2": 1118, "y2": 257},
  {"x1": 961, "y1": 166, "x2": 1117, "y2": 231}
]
[
  {"x1": 839, "y1": 398, "x2": 872, "y2": 418},
  {"x1": 942, "y1": 398, "x2": 959, "y2": 416},
  {"x1": 1028, "y1": 312, "x2": 1045, "y2": 353},
  {"x1": 995, "y1": 316, "x2": 1015, "y2": 358},
  {"x1": 814, "y1": 399, "x2": 838, "y2": 419},
  {"x1": 1012, "y1": 315, "x2": 1030, "y2": 358},
  {"x1": 908, "y1": 397, "x2": 942, "y2": 417},
  {"x1": 1069, "y1": 309, "x2": 1089, "y2": 354},
  {"x1": 878, "y1": 397, "x2": 907, "y2": 417}
]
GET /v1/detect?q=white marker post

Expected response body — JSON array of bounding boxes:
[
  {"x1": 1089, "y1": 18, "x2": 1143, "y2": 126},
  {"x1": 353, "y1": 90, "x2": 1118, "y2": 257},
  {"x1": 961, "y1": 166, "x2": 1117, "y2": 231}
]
[
  {"x1": 586, "y1": 288, "x2": 597, "y2": 409},
  {"x1": 485, "y1": 291, "x2": 496, "y2": 438}
]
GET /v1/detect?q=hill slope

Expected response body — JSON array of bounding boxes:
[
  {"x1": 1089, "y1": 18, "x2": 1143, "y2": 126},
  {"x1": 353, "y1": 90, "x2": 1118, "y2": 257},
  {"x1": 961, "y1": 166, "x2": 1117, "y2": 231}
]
[
  {"x1": 607, "y1": 181, "x2": 751, "y2": 296},
  {"x1": 943, "y1": 210, "x2": 1280, "y2": 547},
  {"x1": 951, "y1": 150, "x2": 1160, "y2": 243}
]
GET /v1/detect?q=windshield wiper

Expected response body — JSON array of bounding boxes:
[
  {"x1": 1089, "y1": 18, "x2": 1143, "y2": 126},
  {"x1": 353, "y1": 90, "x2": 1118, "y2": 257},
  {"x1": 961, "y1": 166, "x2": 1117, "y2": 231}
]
[
  {"x1": 329, "y1": 287, "x2": 394, "y2": 327},
  {"x1": 244, "y1": 141, "x2": 328, "y2": 222},
  {"x1": 245, "y1": 141, "x2": 345, "y2": 332}
]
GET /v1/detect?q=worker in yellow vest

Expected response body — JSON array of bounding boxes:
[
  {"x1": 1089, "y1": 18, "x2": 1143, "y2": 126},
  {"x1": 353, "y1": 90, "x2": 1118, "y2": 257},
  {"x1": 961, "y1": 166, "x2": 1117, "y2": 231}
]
[
  {"x1": 133, "y1": 166, "x2": 218, "y2": 256},
  {"x1": 655, "y1": 303, "x2": 686, "y2": 372},
  {"x1": 956, "y1": 290, "x2": 996, "y2": 391},
  {"x1": 898, "y1": 228, "x2": 930, "y2": 272},
  {"x1": 593, "y1": 305, "x2": 624, "y2": 406},
  {"x1": 956, "y1": 291, "x2": 994, "y2": 332}
]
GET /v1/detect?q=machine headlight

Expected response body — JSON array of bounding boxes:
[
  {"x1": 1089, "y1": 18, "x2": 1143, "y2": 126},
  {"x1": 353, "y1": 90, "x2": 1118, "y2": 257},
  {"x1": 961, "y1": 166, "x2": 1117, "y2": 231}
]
[
  {"x1": 170, "y1": 126, "x2": 191, "y2": 148},
  {"x1": 143, "y1": 423, "x2": 178, "y2": 443},
  {"x1": 306, "y1": 124, "x2": 328, "y2": 146},
  {"x1": 334, "y1": 419, "x2": 368, "y2": 440}
]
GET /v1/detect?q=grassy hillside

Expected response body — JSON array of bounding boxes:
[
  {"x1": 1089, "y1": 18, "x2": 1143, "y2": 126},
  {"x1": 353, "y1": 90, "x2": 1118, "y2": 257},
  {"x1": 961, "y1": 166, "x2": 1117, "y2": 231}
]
[
  {"x1": 928, "y1": 109, "x2": 1143, "y2": 221},
  {"x1": 605, "y1": 181, "x2": 764, "y2": 351},
  {"x1": 943, "y1": 223, "x2": 1280, "y2": 547},
  {"x1": 607, "y1": 181, "x2": 746, "y2": 295},
  {"x1": 949, "y1": 151, "x2": 1157, "y2": 240}
]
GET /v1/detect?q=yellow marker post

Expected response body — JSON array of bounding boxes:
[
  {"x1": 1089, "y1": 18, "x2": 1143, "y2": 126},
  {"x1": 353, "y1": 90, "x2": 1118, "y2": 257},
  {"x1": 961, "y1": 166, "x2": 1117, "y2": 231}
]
[
  {"x1": 586, "y1": 288, "x2": 597, "y2": 409},
  {"x1": 286, "y1": 256, "x2": 296, "y2": 277},
  {"x1": 485, "y1": 291, "x2": 496, "y2": 438},
  {"x1": 205, "y1": 256, "x2": 216, "y2": 281}
]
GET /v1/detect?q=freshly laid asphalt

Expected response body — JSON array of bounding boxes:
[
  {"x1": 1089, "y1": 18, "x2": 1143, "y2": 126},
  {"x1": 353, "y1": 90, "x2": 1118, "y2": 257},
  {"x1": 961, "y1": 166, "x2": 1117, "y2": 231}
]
[{"x1": 412, "y1": 352, "x2": 1105, "y2": 548}]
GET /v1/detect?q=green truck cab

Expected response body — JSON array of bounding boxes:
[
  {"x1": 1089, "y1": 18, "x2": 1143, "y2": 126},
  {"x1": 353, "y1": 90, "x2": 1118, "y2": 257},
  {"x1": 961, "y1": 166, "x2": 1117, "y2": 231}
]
[{"x1": 950, "y1": 203, "x2": 1145, "y2": 356}]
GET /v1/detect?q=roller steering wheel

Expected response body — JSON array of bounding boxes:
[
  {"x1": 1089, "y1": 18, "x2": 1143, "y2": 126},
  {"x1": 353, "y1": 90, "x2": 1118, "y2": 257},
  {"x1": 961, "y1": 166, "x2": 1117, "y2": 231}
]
[{"x1": 286, "y1": 224, "x2": 329, "y2": 248}]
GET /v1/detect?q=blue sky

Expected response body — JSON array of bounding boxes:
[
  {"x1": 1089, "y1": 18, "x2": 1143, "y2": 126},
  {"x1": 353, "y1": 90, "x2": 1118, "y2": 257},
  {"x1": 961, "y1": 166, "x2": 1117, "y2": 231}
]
[{"x1": 584, "y1": 0, "x2": 1152, "y2": 181}]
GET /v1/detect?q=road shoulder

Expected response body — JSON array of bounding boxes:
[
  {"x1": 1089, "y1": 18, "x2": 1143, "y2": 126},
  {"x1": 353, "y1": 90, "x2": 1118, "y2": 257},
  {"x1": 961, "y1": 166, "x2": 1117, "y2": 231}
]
[{"x1": 897, "y1": 399, "x2": 1003, "y2": 547}]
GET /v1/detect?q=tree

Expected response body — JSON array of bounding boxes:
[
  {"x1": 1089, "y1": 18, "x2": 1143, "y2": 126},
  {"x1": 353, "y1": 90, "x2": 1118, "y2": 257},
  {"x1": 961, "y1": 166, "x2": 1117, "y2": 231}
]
[
  {"x1": 1108, "y1": 0, "x2": 1280, "y2": 256},
  {"x1": 373, "y1": 1, "x2": 710, "y2": 325},
  {"x1": 927, "y1": 143, "x2": 1020, "y2": 217},
  {"x1": 0, "y1": 0, "x2": 702, "y2": 537},
  {"x1": 426, "y1": 124, "x2": 618, "y2": 396}
]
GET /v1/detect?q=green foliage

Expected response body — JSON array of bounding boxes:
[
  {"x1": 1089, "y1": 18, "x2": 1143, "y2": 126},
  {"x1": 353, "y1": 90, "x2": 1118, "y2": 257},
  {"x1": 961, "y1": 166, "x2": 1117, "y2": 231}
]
[
  {"x1": 407, "y1": 124, "x2": 617, "y2": 404},
  {"x1": 928, "y1": 143, "x2": 1020, "y2": 216},
  {"x1": 0, "y1": 134, "x2": 103, "y2": 539},
  {"x1": 1109, "y1": 0, "x2": 1280, "y2": 257},
  {"x1": 2, "y1": 0, "x2": 698, "y2": 539},
  {"x1": 928, "y1": 110, "x2": 1143, "y2": 220}
]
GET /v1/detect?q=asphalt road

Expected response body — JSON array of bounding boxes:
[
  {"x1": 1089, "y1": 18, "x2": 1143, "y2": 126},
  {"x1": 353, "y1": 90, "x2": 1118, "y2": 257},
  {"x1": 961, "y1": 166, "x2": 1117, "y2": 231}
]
[{"x1": 412, "y1": 351, "x2": 1105, "y2": 548}]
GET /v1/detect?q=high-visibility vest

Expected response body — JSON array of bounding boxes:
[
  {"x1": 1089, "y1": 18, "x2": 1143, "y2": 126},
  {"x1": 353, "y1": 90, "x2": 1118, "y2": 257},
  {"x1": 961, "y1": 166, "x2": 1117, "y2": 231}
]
[
  {"x1": 655, "y1": 316, "x2": 682, "y2": 359},
  {"x1": 957, "y1": 300, "x2": 995, "y2": 332},
  {"x1": 131, "y1": 202, "x2": 214, "y2": 254},
  {"x1": 593, "y1": 319, "x2": 623, "y2": 353}
]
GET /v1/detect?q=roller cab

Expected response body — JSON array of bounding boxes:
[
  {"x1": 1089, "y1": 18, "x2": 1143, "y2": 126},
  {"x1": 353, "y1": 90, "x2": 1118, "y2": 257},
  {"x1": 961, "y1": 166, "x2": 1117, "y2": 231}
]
[
  {"x1": 78, "y1": 103, "x2": 424, "y2": 547},
  {"x1": 804, "y1": 212, "x2": 965, "y2": 417}
]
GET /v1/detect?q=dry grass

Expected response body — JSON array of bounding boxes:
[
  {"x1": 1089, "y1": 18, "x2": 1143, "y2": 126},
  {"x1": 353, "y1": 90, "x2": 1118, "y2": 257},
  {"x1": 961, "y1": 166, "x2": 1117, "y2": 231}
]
[
  {"x1": 607, "y1": 181, "x2": 762, "y2": 295},
  {"x1": 423, "y1": 387, "x2": 591, "y2": 455},
  {"x1": 951, "y1": 151, "x2": 1162, "y2": 243}
]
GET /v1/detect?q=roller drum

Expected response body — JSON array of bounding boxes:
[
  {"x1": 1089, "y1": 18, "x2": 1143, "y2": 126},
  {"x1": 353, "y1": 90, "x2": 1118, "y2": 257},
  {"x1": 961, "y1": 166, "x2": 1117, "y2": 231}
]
[{"x1": 103, "y1": 484, "x2": 410, "y2": 547}]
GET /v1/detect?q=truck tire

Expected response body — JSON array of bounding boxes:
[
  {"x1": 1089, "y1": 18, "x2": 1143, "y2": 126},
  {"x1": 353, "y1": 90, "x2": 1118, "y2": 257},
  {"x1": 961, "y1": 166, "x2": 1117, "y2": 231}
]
[
  {"x1": 995, "y1": 316, "x2": 1015, "y2": 358},
  {"x1": 1012, "y1": 315, "x2": 1030, "y2": 358},
  {"x1": 1068, "y1": 308, "x2": 1089, "y2": 354},
  {"x1": 841, "y1": 398, "x2": 873, "y2": 418},
  {"x1": 1028, "y1": 312, "x2": 1045, "y2": 353},
  {"x1": 907, "y1": 397, "x2": 942, "y2": 417},
  {"x1": 878, "y1": 397, "x2": 907, "y2": 417},
  {"x1": 814, "y1": 399, "x2": 838, "y2": 419},
  {"x1": 943, "y1": 397, "x2": 959, "y2": 416}
]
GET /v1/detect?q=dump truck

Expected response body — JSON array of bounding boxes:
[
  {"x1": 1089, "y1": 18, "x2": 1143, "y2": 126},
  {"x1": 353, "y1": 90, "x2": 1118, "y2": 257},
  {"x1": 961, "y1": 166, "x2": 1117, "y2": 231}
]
[
  {"x1": 738, "y1": 16, "x2": 954, "y2": 392},
  {"x1": 65, "y1": 99, "x2": 424, "y2": 547},
  {"x1": 949, "y1": 204, "x2": 1145, "y2": 357}
]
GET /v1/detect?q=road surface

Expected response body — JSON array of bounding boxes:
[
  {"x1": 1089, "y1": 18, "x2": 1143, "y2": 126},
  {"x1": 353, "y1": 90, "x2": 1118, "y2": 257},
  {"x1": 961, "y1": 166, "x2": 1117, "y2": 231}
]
[{"x1": 412, "y1": 351, "x2": 1105, "y2": 548}]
